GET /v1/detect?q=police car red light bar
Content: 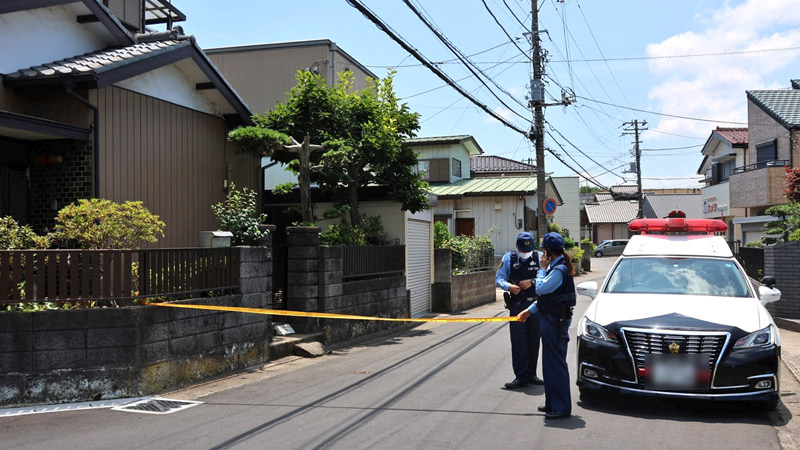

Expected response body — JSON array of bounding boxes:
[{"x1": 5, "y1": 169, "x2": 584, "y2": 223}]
[{"x1": 629, "y1": 217, "x2": 728, "y2": 233}]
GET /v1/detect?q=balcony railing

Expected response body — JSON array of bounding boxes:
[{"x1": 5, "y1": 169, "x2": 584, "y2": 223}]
[{"x1": 732, "y1": 160, "x2": 788, "y2": 174}]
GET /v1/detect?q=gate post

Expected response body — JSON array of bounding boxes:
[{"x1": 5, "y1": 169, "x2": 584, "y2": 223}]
[{"x1": 286, "y1": 226, "x2": 321, "y2": 332}]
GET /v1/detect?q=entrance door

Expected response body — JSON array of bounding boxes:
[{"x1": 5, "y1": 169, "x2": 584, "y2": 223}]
[
  {"x1": 0, "y1": 167, "x2": 28, "y2": 224},
  {"x1": 456, "y1": 218, "x2": 475, "y2": 236}
]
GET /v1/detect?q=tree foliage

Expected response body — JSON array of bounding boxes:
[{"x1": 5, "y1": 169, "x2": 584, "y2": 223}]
[
  {"x1": 212, "y1": 183, "x2": 269, "y2": 246},
  {"x1": 763, "y1": 202, "x2": 800, "y2": 245},
  {"x1": 232, "y1": 69, "x2": 429, "y2": 227},
  {"x1": 53, "y1": 199, "x2": 165, "y2": 249},
  {"x1": 784, "y1": 167, "x2": 800, "y2": 203},
  {"x1": 0, "y1": 216, "x2": 49, "y2": 249}
]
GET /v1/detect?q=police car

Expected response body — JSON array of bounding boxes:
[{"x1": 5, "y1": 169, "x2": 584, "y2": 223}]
[{"x1": 575, "y1": 213, "x2": 782, "y2": 408}]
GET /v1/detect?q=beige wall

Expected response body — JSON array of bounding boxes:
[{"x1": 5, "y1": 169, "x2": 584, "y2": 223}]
[
  {"x1": 207, "y1": 42, "x2": 375, "y2": 116},
  {"x1": 95, "y1": 86, "x2": 259, "y2": 248}
]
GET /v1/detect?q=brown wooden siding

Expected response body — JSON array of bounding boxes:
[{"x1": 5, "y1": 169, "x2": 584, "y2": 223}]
[
  {"x1": 95, "y1": 86, "x2": 259, "y2": 248},
  {"x1": 0, "y1": 85, "x2": 88, "y2": 128}
]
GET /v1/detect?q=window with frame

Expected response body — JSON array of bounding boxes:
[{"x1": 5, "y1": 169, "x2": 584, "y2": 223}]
[
  {"x1": 756, "y1": 140, "x2": 777, "y2": 168},
  {"x1": 452, "y1": 158, "x2": 462, "y2": 178},
  {"x1": 718, "y1": 159, "x2": 735, "y2": 182},
  {"x1": 417, "y1": 160, "x2": 430, "y2": 180}
]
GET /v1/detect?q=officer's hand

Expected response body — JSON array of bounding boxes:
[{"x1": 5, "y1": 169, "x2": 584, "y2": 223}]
[
  {"x1": 519, "y1": 279, "x2": 531, "y2": 290},
  {"x1": 509, "y1": 284, "x2": 521, "y2": 295},
  {"x1": 540, "y1": 252, "x2": 549, "y2": 268},
  {"x1": 517, "y1": 309, "x2": 531, "y2": 322}
]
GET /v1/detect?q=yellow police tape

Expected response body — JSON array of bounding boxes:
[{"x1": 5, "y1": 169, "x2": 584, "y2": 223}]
[{"x1": 152, "y1": 302, "x2": 518, "y2": 323}]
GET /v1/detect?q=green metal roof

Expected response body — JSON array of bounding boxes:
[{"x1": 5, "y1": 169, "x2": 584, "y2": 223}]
[{"x1": 429, "y1": 176, "x2": 540, "y2": 197}]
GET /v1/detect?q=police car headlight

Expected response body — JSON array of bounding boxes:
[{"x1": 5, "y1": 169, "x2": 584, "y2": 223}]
[
  {"x1": 734, "y1": 325, "x2": 775, "y2": 349},
  {"x1": 580, "y1": 317, "x2": 617, "y2": 342}
]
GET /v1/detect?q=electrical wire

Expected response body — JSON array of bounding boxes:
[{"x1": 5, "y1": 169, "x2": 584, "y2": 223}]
[
  {"x1": 480, "y1": 0, "x2": 532, "y2": 62},
  {"x1": 577, "y1": 95, "x2": 749, "y2": 124}
]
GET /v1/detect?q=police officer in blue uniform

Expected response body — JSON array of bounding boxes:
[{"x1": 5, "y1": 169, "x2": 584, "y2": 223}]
[
  {"x1": 495, "y1": 231, "x2": 544, "y2": 389},
  {"x1": 517, "y1": 231, "x2": 576, "y2": 419}
]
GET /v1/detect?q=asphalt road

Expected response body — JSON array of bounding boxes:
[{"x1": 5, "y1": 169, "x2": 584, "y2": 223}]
[{"x1": 0, "y1": 256, "x2": 790, "y2": 449}]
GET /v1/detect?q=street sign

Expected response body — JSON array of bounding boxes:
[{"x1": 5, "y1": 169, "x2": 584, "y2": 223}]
[{"x1": 543, "y1": 197, "x2": 557, "y2": 215}]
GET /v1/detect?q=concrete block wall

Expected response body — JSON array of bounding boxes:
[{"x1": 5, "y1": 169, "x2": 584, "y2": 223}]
[
  {"x1": 284, "y1": 226, "x2": 409, "y2": 342},
  {"x1": 0, "y1": 246, "x2": 273, "y2": 407},
  {"x1": 431, "y1": 248, "x2": 496, "y2": 313},
  {"x1": 765, "y1": 241, "x2": 800, "y2": 319}
]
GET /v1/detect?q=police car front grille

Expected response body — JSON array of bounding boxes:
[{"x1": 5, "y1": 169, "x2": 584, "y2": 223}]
[{"x1": 622, "y1": 329, "x2": 729, "y2": 371}]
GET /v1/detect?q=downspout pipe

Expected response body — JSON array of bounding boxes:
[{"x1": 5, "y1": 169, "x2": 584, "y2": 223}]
[{"x1": 64, "y1": 81, "x2": 99, "y2": 198}]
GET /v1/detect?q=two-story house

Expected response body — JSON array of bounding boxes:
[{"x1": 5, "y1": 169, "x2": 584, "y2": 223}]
[
  {"x1": 411, "y1": 136, "x2": 562, "y2": 255},
  {"x1": 0, "y1": 0, "x2": 258, "y2": 247},
  {"x1": 697, "y1": 127, "x2": 748, "y2": 242},
  {"x1": 730, "y1": 80, "x2": 800, "y2": 244}
]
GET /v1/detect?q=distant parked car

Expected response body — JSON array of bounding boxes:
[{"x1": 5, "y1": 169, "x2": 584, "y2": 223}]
[{"x1": 593, "y1": 239, "x2": 629, "y2": 257}]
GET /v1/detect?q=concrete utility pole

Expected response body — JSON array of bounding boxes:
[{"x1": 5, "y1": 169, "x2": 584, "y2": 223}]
[
  {"x1": 622, "y1": 120, "x2": 648, "y2": 219},
  {"x1": 531, "y1": 1, "x2": 547, "y2": 242}
]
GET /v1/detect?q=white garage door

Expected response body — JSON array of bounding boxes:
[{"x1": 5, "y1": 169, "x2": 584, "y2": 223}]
[{"x1": 408, "y1": 219, "x2": 432, "y2": 318}]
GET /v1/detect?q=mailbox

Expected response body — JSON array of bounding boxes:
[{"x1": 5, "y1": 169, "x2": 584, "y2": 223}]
[{"x1": 199, "y1": 230, "x2": 233, "y2": 248}]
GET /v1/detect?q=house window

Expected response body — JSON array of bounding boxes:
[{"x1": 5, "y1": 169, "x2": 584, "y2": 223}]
[
  {"x1": 452, "y1": 158, "x2": 462, "y2": 178},
  {"x1": 756, "y1": 140, "x2": 777, "y2": 168},
  {"x1": 718, "y1": 159, "x2": 735, "y2": 183},
  {"x1": 417, "y1": 160, "x2": 430, "y2": 180}
]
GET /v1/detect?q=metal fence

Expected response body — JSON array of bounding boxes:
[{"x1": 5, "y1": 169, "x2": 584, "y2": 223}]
[
  {"x1": 452, "y1": 249, "x2": 494, "y2": 274},
  {"x1": 342, "y1": 245, "x2": 405, "y2": 280},
  {"x1": 0, "y1": 248, "x2": 239, "y2": 304}
]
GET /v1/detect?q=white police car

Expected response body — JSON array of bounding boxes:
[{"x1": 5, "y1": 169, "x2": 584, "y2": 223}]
[{"x1": 575, "y1": 214, "x2": 782, "y2": 408}]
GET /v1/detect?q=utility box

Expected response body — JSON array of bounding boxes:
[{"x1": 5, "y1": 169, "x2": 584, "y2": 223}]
[{"x1": 199, "y1": 230, "x2": 233, "y2": 248}]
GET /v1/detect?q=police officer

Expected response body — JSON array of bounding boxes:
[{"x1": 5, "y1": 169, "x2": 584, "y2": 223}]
[
  {"x1": 517, "y1": 231, "x2": 576, "y2": 419},
  {"x1": 495, "y1": 231, "x2": 544, "y2": 389}
]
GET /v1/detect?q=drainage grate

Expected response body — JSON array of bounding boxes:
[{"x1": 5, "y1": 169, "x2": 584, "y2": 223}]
[{"x1": 111, "y1": 398, "x2": 203, "y2": 415}]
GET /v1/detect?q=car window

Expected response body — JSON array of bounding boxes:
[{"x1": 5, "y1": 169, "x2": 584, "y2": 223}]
[{"x1": 604, "y1": 257, "x2": 750, "y2": 297}]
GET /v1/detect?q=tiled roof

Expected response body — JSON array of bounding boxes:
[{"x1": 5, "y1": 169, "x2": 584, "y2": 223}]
[
  {"x1": 429, "y1": 176, "x2": 539, "y2": 197},
  {"x1": 713, "y1": 127, "x2": 748, "y2": 145},
  {"x1": 584, "y1": 199, "x2": 639, "y2": 224},
  {"x1": 470, "y1": 155, "x2": 535, "y2": 173},
  {"x1": 3, "y1": 40, "x2": 190, "y2": 80},
  {"x1": 642, "y1": 194, "x2": 703, "y2": 219},
  {"x1": 610, "y1": 185, "x2": 638, "y2": 196},
  {"x1": 747, "y1": 89, "x2": 800, "y2": 127}
]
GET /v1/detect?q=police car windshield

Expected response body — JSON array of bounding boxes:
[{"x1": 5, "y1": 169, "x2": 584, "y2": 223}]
[{"x1": 604, "y1": 257, "x2": 750, "y2": 297}]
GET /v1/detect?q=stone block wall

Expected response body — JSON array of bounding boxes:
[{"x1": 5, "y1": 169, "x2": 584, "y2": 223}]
[
  {"x1": 432, "y1": 248, "x2": 496, "y2": 313},
  {"x1": 284, "y1": 226, "x2": 409, "y2": 342},
  {"x1": 765, "y1": 241, "x2": 800, "y2": 319},
  {"x1": 0, "y1": 246, "x2": 273, "y2": 407}
]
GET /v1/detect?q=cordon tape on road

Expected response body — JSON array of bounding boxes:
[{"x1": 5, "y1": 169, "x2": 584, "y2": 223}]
[{"x1": 152, "y1": 303, "x2": 518, "y2": 323}]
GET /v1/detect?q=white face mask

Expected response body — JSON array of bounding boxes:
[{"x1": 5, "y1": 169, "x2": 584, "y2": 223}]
[{"x1": 518, "y1": 251, "x2": 534, "y2": 260}]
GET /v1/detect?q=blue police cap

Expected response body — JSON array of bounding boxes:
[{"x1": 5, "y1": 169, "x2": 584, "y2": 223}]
[
  {"x1": 540, "y1": 232, "x2": 564, "y2": 251},
  {"x1": 516, "y1": 232, "x2": 535, "y2": 252}
]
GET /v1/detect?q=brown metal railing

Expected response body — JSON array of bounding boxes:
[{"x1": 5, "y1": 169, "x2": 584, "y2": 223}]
[
  {"x1": 342, "y1": 245, "x2": 405, "y2": 280},
  {"x1": 0, "y1": 248, "x2": 239, "y2": 304}
]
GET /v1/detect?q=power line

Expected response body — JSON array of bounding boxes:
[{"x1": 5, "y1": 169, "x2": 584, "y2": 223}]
[
  {"x1": 402, "y1": 0, "x2": 531, "y2": 118},
  {"x1": 577, "y1": 95, "x2": 748, "y2": 124},
  {"x1": 345, "y1": 0, "x2": 531, "y2": 136},
  {"x1": 480, "y1": 0, "x2": 532, "y2": 62},
  {"x1": 550, "y1": 45, "x2": 800, "y2": 63}
]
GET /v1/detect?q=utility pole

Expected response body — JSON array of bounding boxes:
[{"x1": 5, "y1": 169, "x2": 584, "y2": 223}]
[
  {"x1": 622, "y1": 120, "x2": 647, "y2": 219},
  {"x1": 531, "y1": 1, "x2": 547, "y2": 242}
]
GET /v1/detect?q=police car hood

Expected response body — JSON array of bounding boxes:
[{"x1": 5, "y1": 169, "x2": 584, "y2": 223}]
[{"x1": 591, "y1": 293, "x2": 766, "y2": 333}]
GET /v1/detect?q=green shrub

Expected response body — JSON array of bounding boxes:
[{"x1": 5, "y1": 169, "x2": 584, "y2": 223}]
[
  {"x1": 563, "y1": 236, "x2": 576, "y2": 250},
  {"x1": 319, "y1": 214, "x2": 391, "y2": 246},
  {"x1": 744, "y1": 240, "x2": 764, "y2": 248},
  {"x1": 0, "y1": 216, "x2": 49, "y2": 249},
  {"x1": 212, "y1": 183, "x2": 269, "y2": 246},
  {"x1": 566, "y1": 246, "x2": 584, "y2": 274},
  {"x1": 53, "y1": 199, "x2": 165, "y2": 249},
  {"x1": 581, "y1": 237, "x2": 596, "y2": 253},
  {"x1": 433, "y1": 221, "x2": 450, "y2": 249},
  {"x1": 548, "y1": 222, "x2": 563, "y2": 235}
]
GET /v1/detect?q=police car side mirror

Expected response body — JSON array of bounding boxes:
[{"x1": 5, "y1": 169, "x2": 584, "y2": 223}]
[
  {"x1": 758, "y1": 285, "x2": 781, "y2": 305},
  {"x1": 577, "y1": 281, "x2": 598, "y2": 299}
]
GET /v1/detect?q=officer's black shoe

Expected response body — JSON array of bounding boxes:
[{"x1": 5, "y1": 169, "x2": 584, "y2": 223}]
[
  {"x1": 537, "y1": 405, "x2": 551, "y2": 413},
  {"x1": 544, "y1": 411, "x2": 571, "y2": 420},
  {"x1": 529, "y1": 376, "x2": 545, "y2": 385},
  {"x1": 504, "y1": 378, "x2": 529, "y2": 389}
]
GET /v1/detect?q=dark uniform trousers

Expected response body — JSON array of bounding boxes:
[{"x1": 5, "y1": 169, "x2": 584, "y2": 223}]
[
  {"x1": 540, "y1": 312, "x2": 571, "y2": 413},
  {"x1": 509, "y1": 299, "x2": 541, "y2": 380}
]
